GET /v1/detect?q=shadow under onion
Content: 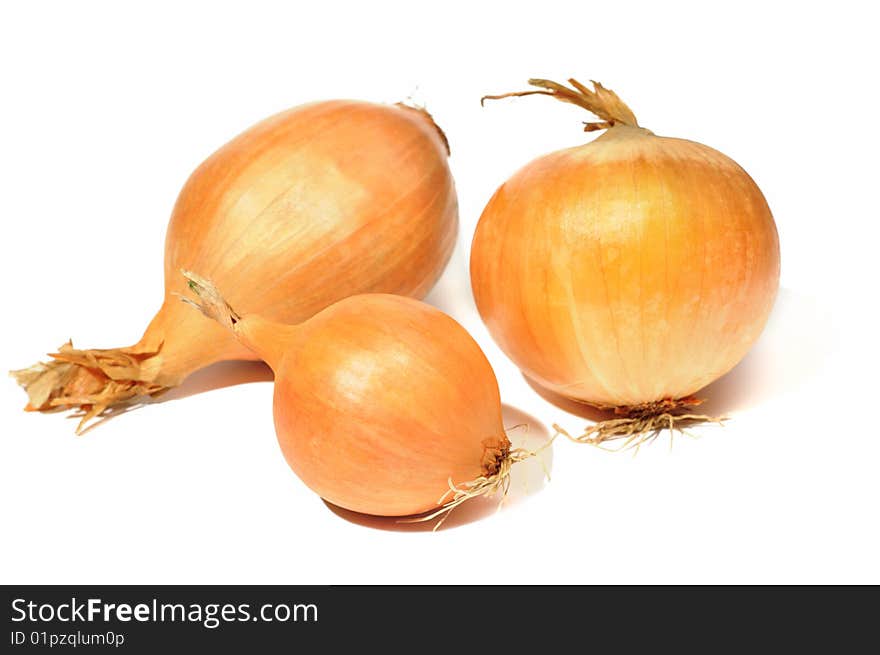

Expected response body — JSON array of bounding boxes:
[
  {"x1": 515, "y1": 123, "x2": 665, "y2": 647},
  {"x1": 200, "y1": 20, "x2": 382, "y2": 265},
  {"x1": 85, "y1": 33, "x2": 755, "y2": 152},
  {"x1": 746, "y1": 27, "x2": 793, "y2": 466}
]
[{"x1": 157, "y1": 359, "x2": 274, "y2": 403}]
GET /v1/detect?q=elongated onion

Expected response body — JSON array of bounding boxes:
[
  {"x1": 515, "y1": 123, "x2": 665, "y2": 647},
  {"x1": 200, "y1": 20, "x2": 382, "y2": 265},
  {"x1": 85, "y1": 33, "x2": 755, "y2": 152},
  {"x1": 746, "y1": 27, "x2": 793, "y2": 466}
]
[
  {"x1": 14, "y1": 99, "x2": 457, "y2": 431},
  {"x1": 471, "y1": 78, "x2": 780, "y2": 445},
  {"x1": 181, "y1": 271, "x2": 537, "y2": 520}
]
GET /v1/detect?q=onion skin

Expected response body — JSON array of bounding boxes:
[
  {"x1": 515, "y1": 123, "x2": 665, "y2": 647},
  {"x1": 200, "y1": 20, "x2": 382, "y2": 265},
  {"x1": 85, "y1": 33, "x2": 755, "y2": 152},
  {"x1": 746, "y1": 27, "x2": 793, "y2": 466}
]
[
  {"x1": 152, "y1": 100, "x2": 457, "y2": 379},
  {"x1": 187, "y1": 287, "x2": 509, "y2": 518},
  {"x1": 471, "y1": 122, "x2": 780, "y2": 407},
  {"x1": 15, "y1": 100, "x2": 457, "y2": 430}
]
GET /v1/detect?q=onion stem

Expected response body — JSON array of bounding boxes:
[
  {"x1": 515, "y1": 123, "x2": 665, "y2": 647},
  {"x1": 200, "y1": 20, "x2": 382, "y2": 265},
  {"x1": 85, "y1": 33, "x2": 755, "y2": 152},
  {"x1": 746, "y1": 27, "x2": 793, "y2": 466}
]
[{"x1": 482, "y1": 77, "x2": 640, "y2": 131}]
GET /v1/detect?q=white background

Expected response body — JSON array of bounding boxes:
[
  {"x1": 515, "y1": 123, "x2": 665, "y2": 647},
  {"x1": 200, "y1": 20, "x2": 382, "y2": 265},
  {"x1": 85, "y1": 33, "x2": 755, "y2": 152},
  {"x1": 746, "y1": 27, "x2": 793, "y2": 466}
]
[{"x1": 1, "y1": 0, "x2": 877, "y2": 584}]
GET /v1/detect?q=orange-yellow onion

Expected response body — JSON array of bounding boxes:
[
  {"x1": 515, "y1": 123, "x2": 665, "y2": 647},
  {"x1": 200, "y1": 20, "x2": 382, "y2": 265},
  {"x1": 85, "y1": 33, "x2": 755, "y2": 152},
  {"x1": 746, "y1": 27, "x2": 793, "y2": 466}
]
[
  {"x1": 183, "y1": 272, "x2": 513, "y2": 518},
  {"x1": 15, "y1": 99, "x2": 457, "y2": 431},
  {"x1": 471, "y1": 79, "x2": 780, "y2": 411}
]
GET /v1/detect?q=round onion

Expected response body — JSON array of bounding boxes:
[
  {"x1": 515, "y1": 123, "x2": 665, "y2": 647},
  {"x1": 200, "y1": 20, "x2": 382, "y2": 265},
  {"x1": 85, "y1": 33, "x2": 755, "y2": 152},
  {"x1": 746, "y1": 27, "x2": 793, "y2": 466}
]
[
  {"x1": 182, "y1": 271, "x2": 535, "y2": 520},
  {"x1": 471, "y1": 78, "x2": 780, "y2": 444},
  {"x1": 14, "y1": 99, "x2": 457, "y2": 431}
]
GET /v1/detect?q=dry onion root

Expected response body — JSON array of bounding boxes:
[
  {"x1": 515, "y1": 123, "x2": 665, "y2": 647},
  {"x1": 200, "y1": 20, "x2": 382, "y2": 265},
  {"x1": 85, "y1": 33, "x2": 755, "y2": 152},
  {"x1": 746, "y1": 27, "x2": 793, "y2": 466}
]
[
  {"x1": 472, "y1": 78, "x2": 780, "y2": 448},
  {"x1": 181, "y1": 271, "x2": 551, "y2": 526},
  {"x1": 553, "y1": 398, "x2": 726, "y2": 453},
  {"x1": 13, "y1": 99, "x2": 458, "y2": 432}
]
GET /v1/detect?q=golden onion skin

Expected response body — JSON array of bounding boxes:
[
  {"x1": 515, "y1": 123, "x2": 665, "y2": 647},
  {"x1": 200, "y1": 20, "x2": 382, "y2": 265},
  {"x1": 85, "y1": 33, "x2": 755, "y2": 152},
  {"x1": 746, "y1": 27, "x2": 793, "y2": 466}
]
[
  {"x1": 471, "y1": 125, "x2": 780, "y2": 407},
  {"x1": 156, "y1": 100, "x2": 458, "y2": 380},
  {"x1": 232, "y1": 294, "x2": 509, "y2": 517}
]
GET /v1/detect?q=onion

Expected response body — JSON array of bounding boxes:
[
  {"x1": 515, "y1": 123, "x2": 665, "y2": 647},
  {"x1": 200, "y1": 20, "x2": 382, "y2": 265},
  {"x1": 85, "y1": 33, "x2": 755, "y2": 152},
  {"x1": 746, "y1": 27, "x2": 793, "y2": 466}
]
[
  {"x1": 471, "y1": 78, "x2": 780, "y2": 446},
  {"x1": 181, "y1": 271, "x2": 539, "y2": 521},
  {"x1": 14, "y1": 99, "x2": 457, "y2": 432}
]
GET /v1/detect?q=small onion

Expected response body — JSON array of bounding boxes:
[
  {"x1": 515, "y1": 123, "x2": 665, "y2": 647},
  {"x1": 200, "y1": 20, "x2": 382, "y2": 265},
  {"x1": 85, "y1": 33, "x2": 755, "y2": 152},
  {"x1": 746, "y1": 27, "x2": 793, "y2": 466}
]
[
  {"x1": 471, "y1": 78, "x2": 780, "y2": 444},
  {"x1": 15, "y1": 99, "x2": 457, "y2": 431},
  {"x1": 182, "y1": 271, "x2": 538, "y2": 520}
]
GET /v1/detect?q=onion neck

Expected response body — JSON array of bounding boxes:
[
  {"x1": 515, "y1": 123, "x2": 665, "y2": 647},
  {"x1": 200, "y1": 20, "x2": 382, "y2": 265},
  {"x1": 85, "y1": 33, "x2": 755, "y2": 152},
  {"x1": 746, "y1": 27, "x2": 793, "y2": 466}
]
[
  {"x1": 232, "y1": 314, "x2": 298, "y2": 372},
  {"x1": 132, "y1": 297, "x2": 253, "y2": 386},
  {"x1": 11, "y1": 295, "x2": 252, "y2": 431},
  {"x1": 594, "y1": 124, "x2": 655, "y2": 142}
]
